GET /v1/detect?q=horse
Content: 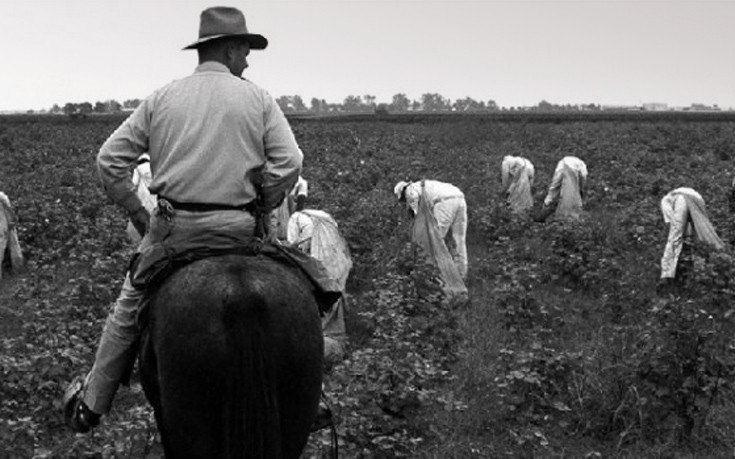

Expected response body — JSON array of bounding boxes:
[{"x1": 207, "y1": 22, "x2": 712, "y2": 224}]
[{"x1": 138, "y1": 254, "x2": 324, "y2": 458}]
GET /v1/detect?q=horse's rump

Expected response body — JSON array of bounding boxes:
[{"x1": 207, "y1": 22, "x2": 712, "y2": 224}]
[{"x1": 140, "y1": 254, "x2": 324, "y2": 458}]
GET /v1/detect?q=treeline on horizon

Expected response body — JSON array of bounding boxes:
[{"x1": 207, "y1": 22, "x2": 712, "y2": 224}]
[{"x1": 25, "y1": 92, "x2": 725, "y2": 115}]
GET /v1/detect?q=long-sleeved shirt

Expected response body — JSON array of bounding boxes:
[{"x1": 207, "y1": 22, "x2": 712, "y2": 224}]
[
  {"x1": 97, "y1": 61, "x2": 303, "y2": 214},
  {"x1": 501, "y1": 155, "x2": 535, "y2": 191},
  {"x1": 544, "y1": 156, "x2": 588, "y2": 206},
  {"x1": 404, "y1": 180, "x2": 464, "y2": 216}
]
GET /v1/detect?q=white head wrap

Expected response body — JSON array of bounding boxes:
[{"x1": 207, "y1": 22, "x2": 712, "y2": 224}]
[{"x1": 393, "y1": 181, "x2": 410, "y2": 200}]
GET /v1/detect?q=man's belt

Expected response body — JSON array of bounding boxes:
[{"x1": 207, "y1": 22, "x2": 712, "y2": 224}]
[{"x1": 158, "y1": 196, "x2": 254, "y2": 213}]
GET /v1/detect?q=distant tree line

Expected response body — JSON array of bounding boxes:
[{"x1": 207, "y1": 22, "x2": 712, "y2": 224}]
[
  {"x1": 274, "y1": 93, "x2": 505, "y2": 114},
  {"x1": 46, "y1": 99, "x2": 142, "y2": 115},
  {"x1": 38, "y1": 94, "x2": 721, "y2": 116}
]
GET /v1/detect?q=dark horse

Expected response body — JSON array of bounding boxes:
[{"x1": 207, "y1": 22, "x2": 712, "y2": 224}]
[{"x1": 138, "y1": 254, "x2": 324, "y2": 458}]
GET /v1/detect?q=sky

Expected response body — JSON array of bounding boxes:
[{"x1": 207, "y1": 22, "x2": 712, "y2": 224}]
[{"x1": 1, "y1": 0, "x2": 734, "y2": 111}]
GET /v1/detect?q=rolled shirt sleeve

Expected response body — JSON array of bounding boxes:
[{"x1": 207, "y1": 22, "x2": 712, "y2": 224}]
[
  {"x1": 260, "y1": 95, "x2": 303, "y2": 210},
  {"x1": 97, "y1": 101, "x2": 152, "y2": 213}
]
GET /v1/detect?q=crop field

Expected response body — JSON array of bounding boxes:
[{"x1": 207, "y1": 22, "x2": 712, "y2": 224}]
[{"x1": 2, "y1": 113, "x2": 735, "y2": 457}]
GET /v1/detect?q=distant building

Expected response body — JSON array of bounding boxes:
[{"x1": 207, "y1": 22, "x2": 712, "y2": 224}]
[
  {"x1": 601, "y1": 105, "x2": 640, "y2": 111},
  {"x1": 642, "y1": 102, "x2": 668, "y2": 111},
  {"x1": 688, "y1": 103, "x2": 721, "y2": 112}
]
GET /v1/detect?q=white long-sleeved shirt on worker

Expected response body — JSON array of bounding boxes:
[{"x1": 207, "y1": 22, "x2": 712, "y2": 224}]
[
  {"x1": 501, "y1": 155, "x2": 535, "y2": 213},
  {"x1": 543, "y1": 156, "x2": 588, "y2": 206},
  {"x1": 404, "y1": 180, "x2": 464, "y2": 216},
  {"x1": 403, "y1": 180, "x2": 468, "y2": 279},
  {"x1": 501, "y1": 156, "x2": 535, "y2": 191},
  {"x1": 97, "y1": 61, "x2": 303, "y2": 214}
]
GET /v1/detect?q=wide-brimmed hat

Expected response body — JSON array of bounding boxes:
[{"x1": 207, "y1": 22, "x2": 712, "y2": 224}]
[{"x1": 183, "y1": 6, "x2": 268, "y2": 50}]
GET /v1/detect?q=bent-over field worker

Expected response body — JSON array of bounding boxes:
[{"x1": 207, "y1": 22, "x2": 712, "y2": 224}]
[
  {"x1": 394, "y1": 179, "x2": 468, "y2": 283},
  {"x1": 63, "y1": 6, "x2": 310, "y2": 433},
  {"x1": 288, "y1": 208, "x2": 351, "y2": 366},
  {"x1": 271, "y1": 174, "x2": 308, "y2": 240},
  {"x1": 0, "y1": 191, "x2": 24, "y2": 279},
  {"x1": 501, "y1": 155, "x2": 535, "y2": 214},
  {"x1": 541, "y1": 155, "x2": 588, "y2": 221},
  {"x1": 659, "y1": 187, "x2": 724, "y2": 291}
]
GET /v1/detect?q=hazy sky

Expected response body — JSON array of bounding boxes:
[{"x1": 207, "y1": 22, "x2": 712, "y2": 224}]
[{"x1": 2, "y1": 0, "x2": 734, "y2": 111}]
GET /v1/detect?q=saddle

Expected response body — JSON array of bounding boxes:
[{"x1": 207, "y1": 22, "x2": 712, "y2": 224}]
[{"x1": 129, "y1": 236, "x2": 342, "y2": 314}]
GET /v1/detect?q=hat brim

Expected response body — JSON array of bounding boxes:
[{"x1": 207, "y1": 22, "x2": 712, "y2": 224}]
[{"x1": 183, "y1": 33, "x2": 268, "y2": 50}]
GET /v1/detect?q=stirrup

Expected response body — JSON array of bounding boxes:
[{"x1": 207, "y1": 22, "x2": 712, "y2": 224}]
[
  {"x1": 62, "y1": 376, "x2": 100, "y2": 433},
  {"x1": 311, "y1": 393, "x2": 336, "y2": 432}
]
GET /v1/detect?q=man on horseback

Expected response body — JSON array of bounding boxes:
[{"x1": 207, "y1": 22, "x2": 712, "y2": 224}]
[{"x1": 64, "y1": 6, "x2": 305, "y2": 432}]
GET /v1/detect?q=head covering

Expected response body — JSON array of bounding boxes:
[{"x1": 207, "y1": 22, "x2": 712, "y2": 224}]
[
  {"x1": 394, "y1": 181, "x2": 410, "y2": 200},
  {"x1": 183, "y1": 6, "x2": 268, "y2": 50},
  {"x1": 137, "y1": 153, "x2": 151, "y2": 164}
]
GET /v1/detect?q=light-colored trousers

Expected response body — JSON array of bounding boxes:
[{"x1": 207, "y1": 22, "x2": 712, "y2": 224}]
[
  {"x1": 323, "y1": 297, "x2": 347, "y2": 368},
  {"x1": 433, "y1": 197, "x2": 468, "y2": 279},
  {"x1": 83, "y1": 206, "x2": 256, "y2": 414},
  {"x1": 661, "y1": 194, "x2": 690, "y2": 279}
]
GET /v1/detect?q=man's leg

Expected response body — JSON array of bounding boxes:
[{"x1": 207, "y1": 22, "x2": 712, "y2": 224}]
[
  {"x1": 661, "y1": 197, "x2": 688, "y2": 280},
  {"x1": 65, "y1": 272, "x2": 144, "y2": 431},
  {"x1": 8, "y1": 228, "x2": 23, "y2": 270},
  {"x1": 450, "y1": 200, "x2": 468, "y2": 279}
]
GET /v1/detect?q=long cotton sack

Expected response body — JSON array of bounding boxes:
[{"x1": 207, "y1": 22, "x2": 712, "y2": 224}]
[
  {"x1": 682, "y1": 194, "x2": 725, "y2": 250},
  {"x1": 555, "y1": 165, "x2": 583, "y2": 220},
  {"x1": 507, "y1": 165, "x2": 533, "y2": 214},
  {"x1": 411, "y1": 189, "x2": 467, "y2": 298},
  {"x1": 305, "y1": 210, "x2": 353, "y2": 292}
]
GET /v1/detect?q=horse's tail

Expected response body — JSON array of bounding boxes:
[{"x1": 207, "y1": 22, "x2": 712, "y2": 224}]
[{"x1": 223, "y1": 287, "x2": 282, "y2": 458}]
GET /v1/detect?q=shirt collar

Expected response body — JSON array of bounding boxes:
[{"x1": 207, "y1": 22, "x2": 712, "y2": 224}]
[{"x1": 195, "y1": 61, "x2": 231, "y2": 74}]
